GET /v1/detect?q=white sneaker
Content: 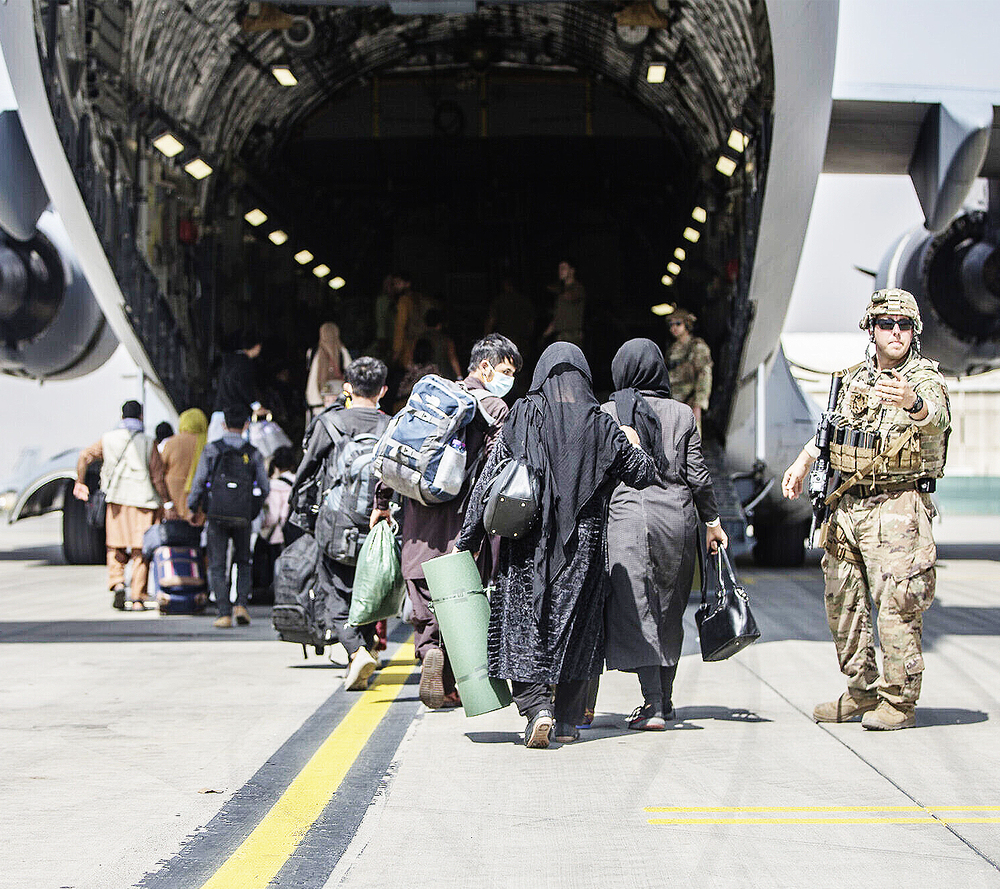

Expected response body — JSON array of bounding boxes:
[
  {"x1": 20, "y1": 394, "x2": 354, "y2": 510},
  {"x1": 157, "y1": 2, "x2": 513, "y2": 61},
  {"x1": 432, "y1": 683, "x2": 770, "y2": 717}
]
[
  {"x1": 327, "y1": 642, "x2": 350, "y2": 667},
  {"x1": 345, "y1": 646, "x2": 377, "y2": 691}
]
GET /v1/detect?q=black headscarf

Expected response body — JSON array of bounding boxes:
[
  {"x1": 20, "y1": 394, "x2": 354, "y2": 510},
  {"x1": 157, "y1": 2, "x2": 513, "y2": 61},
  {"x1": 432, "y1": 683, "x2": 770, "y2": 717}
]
[
  {"x1": 503, "y1": 343, "x2": 625, "y2": 616},
  {"x1": 611, "y1": 338, "x2": 672, "y2": 478}
]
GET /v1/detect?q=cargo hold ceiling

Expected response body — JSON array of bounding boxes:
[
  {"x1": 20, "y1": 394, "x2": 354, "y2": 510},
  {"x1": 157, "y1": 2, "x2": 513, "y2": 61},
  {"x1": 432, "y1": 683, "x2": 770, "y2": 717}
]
[{"x1": 126, "y1": 1, "x2": 768, "y2": 165}]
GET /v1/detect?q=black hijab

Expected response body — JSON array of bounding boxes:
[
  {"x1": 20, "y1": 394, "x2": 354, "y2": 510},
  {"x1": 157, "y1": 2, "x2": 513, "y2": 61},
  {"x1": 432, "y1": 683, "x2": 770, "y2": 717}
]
[
  {"x1": 611, "y1": 338, "x2": 672, "y2": 478},
  {"x1": 503, "y1": 343, "x2": 625, "y2": 615}
]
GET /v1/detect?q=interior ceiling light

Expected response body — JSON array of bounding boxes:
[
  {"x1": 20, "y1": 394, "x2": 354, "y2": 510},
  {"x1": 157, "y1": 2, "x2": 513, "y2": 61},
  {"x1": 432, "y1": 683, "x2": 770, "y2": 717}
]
[
  {"x1": 692, "y1": 206, "x2": 707, "y2": 223},
  {"x1": 312, "y1": 264, "x2": 330, "y2": 278},
  {"x1": 683, "y1": 227, "x2": 701, "y2": 243},
  {"x1": 329, "y1": 276, "x2": 346, "y2": 290},
  {"x1": 271, "y1": 65, "x2": 298, "y2": 87},
  {"x1": 183, "y1": 158, "x2": 213, "y2": 180},
  {"x1": 646, "y1": 64, "x2": 667, "y2": 84},
  {"x1": 294, "y1": 249, "x2": 314, "y2": 265},
  {"x1": 243, "y1": 208, "x2": 267, "y2": 227},
  {"x1": 673, "y1": 247, "x2": 686, "y2": 261},
  {"x1": 659, "y1": 277, "x2": 673, "y2": 288},
  {"x1": 716, "y1": 155, "x2": 738, "y2": 177},
  {"x1": 652, "y1": 302, "x2": 672, "y2": 314},
  {"x1": 268, "y1": 229, "x2": 288, "y2": 245},
  {"x1": 667, "y1": 261, "x2": 681, "y2": 275},
  {"x1": 152, "y1": 132, "x2": 184, "y2": 158},
  {"x1": 728, "y1": 128, "x2": 749, "y2": 152}
]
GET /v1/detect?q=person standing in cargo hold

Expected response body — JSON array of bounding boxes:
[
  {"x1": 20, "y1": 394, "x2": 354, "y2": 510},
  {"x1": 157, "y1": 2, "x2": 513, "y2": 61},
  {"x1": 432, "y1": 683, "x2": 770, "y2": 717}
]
[
  {"x1": 370, "y1": 334, "x2": 522, "y2": 710},
  {"x1": 543, "y1": 258, "x2": 586, "y2": 348},
  {"x1": 74, "y1": 400, "x2": 171, "y2": 612},
  {"x1": 456, "y1": 343, "x2": 658, "y2": 749},
  {"x1": 666, "y1": 308, "x2": 713, "y2": 430},
  {"x1": 781, "y1": 289, "x2": 950, "y2": 731}
]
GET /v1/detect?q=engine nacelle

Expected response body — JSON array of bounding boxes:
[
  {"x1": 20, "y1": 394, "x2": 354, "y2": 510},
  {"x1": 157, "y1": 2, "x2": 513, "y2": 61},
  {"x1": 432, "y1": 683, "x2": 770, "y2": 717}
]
[
  {"x1": 877, "y1": 211, "x2": 1000, "y2": 377},
  {"x1": 0, "y1": 210, "x2": 117, "y2": 379}
]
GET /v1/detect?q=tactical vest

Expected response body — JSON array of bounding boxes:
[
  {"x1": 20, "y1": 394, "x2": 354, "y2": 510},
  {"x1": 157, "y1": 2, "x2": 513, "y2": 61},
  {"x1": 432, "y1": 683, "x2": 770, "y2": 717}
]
[{"x1": 827, "y1": 354, "x2": 949, "y2": 485}]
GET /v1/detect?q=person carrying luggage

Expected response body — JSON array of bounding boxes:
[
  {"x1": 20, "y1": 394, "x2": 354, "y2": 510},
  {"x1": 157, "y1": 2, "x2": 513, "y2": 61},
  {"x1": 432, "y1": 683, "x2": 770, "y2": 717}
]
[
  {"x1": 188, "y1": 407, "x2": 269, "y2": 628},
  {"x1": 74, "y1": 400, "x2": 171, "y2": 611},
  {"x1": 370, "y1": 334, "x2": 522, "y2": 709},
  {"x1": 298, "y1": 357, "x2": 392, "y2": 690}
]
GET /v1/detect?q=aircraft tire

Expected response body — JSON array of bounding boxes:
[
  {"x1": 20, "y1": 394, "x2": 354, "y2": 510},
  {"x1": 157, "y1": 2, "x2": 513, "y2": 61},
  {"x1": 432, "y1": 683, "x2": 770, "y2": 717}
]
[
  {"x1": 62, "y1": 483, "x2": 106, "y2": 565},
  {"x1": 752, "y1": 519, "x2": 807, "y2": 568}
]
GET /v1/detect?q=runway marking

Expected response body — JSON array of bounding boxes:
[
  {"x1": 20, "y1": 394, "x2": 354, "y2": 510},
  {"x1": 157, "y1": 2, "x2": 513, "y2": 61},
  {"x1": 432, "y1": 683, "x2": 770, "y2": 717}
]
[
  {"x1": 646, "y1": 805, "x2": 1000, "y2": 825},
  {"x1": 198, "y1": 642, "x2": 418, "y2": 889}
]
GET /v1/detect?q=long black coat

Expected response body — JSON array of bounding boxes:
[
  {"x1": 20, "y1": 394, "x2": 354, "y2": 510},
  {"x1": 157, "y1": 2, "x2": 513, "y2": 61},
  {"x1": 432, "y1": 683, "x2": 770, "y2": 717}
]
[
  {"x1": 602, "y1": 397, "x2": 718, "y2": 669},
  {"x1": 458, "y1": 432, "x2": 657, "y2": 684}
]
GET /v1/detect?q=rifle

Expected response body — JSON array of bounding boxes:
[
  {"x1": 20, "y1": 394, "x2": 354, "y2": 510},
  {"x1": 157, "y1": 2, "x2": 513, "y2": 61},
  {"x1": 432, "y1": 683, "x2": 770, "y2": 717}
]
[{"x1": 807, "y1": 371, "x2": 842, "y2": 546}]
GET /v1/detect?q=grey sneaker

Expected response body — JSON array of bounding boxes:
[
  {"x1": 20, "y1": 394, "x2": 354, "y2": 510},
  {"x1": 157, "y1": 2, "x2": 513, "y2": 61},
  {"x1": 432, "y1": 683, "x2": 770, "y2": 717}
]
[{"x1": 525, "y1": 709, "x2": 554, "y2": 748}]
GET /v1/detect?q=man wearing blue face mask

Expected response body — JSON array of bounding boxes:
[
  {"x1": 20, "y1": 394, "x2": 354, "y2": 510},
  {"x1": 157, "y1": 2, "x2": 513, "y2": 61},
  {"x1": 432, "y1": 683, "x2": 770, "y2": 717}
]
[{"x1": 372, "y1": 333, "x2": 521, "y2": 708}]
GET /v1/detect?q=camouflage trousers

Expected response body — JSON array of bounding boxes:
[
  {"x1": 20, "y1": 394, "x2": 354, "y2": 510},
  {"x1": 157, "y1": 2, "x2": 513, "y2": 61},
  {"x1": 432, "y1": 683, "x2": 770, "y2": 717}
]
[{"x1": 821, "y1": 489, "x2": 937, "y2": 708}]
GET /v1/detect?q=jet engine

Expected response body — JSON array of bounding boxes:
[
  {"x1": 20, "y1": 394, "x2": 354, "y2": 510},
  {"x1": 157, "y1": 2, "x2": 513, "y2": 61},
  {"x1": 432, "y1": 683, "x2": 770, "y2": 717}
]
[
  {"x1": 877, "y1": 206, "x2": 1000, "y2": 377},
  {"x1": 0, "y1": 210, "x2": 117, "y2": 379},
  {"x1": 0, "y1": 105, "x2": 116, "y2": 380}
]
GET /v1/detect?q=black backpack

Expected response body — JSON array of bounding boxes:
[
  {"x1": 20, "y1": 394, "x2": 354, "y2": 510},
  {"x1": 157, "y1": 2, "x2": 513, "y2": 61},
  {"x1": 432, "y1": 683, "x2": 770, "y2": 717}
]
[{"x1": 206, "y1": 442, "x2": 262, "y2": 524}]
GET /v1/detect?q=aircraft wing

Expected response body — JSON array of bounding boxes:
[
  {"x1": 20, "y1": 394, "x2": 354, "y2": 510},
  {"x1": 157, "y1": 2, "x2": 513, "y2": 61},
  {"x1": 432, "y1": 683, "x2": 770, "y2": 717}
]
[{"x1": 823, "y1": 88, "x2": 1000, "y2": 231}]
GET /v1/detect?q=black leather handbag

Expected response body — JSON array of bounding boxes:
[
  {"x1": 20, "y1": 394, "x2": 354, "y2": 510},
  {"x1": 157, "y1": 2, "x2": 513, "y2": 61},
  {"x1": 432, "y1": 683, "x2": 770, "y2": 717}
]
[
  {"x1": 86, "y1": 489, "x2": 107, "y2": 529},
  {"x1": 695, "y1": 544, "x2": 760, "y2": 661},
  {"x1": 483, "y1": 458, "x2": 540, "y2": 539}
]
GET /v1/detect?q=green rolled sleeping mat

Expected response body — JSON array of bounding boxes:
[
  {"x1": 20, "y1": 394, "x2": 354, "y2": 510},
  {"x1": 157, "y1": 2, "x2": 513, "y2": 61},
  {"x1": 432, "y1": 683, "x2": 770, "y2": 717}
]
[{"x1": 422, "y1": 550, "x2": 513, "y2": 717}]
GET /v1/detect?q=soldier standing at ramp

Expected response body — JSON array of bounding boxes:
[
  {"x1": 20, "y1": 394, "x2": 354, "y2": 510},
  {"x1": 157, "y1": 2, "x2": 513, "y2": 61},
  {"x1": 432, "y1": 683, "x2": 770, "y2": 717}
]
[{"x1": 781, "y1": 289, "x2": 951, "y2": 730}]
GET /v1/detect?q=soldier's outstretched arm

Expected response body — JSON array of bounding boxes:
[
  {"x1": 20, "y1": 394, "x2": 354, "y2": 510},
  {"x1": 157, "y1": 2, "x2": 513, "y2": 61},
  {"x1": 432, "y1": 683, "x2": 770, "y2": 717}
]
[{"x1": 781, "y1": 447, "x2": 816, "y2": 500}]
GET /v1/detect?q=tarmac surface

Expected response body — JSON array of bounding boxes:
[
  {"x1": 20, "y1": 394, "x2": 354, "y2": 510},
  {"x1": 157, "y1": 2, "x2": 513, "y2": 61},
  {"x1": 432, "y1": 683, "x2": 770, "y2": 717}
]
[{"x1": 2, "y1": 513, "x2": 999, "y2": 889}]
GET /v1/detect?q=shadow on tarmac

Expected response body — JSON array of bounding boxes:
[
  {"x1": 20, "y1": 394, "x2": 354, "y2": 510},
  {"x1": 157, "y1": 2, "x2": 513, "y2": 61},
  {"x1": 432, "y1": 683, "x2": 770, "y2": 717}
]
[
  {"x1": 915, "y1": 708, "x2": 989, "y2": 727},
  {"x1": 0, "y1": 543, "x2": 64, "y2": 565}
]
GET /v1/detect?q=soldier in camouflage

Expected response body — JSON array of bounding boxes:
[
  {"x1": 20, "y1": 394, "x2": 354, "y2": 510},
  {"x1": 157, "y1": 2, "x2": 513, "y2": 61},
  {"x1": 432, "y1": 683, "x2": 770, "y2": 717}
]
[
  {"x1": 666, "y1": 308, "x2": 713, "y2": 429},
  {"x1": 781, "y1": 289, "x2": 950, "y2": 730}
]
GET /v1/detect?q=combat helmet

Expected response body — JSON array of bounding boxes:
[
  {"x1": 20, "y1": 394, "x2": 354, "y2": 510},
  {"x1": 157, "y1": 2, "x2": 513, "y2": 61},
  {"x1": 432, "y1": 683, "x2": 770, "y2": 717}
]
[
  {"x1": 669, "y1": 307, "x2": 697, "y2": 330},
  {"x1": 859, "y1": 288, "x2": 923, "y2": 334}
]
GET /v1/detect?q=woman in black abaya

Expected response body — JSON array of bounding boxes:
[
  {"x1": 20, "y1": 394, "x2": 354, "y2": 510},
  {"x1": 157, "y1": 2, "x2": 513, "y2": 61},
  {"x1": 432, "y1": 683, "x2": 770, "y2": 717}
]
[
  {"x1": 602, "y1": 338, "x2": 727, "y2": 729},
  {"x1": 457, "y1": 343, "x2": 658, "y2": 748}
]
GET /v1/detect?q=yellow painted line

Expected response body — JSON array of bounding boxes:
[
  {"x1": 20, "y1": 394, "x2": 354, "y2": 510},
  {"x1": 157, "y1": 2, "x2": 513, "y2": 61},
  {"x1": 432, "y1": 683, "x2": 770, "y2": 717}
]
[
  {"x1": 649, "y1": 817, "x2": 1000, "y2": 825},
  {"x1": 645, "y1": 805, "x2": 1000, "y2": 812},
  {"x1": 199, "y1": 641, "x2": 418, "y2": 889},
  {"x1": 650, "y1": 817, "x2": 938, "y2": 825}
]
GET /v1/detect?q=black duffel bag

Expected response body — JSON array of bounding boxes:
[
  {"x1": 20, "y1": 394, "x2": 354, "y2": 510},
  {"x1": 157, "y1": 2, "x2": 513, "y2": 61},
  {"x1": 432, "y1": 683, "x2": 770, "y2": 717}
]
[
  {"x1": 142, "y1": 519, "x2": 202, "y2": 561},
  {"x1": 695, "y1": 544, "x2": 761, "y2": 662}
]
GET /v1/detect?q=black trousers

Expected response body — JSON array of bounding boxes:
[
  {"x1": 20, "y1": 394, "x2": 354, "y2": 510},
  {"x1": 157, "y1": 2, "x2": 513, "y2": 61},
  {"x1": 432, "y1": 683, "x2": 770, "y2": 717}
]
[
  {"x1": 317, "y1": 554, "x2": 374, "y2": 656},
  {"x1": 512, "y1": 679, "x2": 590, "y2": 724},
  {"x1": 206, "y1": 519, "x2": 251, "y2": 616}
]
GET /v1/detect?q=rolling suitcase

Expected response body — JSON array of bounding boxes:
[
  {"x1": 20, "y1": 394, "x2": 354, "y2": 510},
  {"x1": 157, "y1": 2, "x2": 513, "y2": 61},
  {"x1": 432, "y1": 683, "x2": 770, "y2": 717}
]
[
  {"x1": 152, "y1": 546, "x2": 208, "y2": 615},
  {"x1": 142, "y1": 519, "x2": 202, "y2": 561}
]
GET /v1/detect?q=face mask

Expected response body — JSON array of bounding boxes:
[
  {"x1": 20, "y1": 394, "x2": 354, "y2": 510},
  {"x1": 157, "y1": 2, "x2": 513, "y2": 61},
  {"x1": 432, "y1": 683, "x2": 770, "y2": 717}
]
[{"x1": 485, "y1": 366, "x2": 515, "y2": 398}]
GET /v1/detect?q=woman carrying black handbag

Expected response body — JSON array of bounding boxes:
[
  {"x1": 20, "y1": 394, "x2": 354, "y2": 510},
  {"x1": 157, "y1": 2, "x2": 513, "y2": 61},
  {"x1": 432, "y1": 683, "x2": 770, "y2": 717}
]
[
  {"x1": 602, "y1": 339, "x2": 728, "y2": 730},
  {"x1": 457, "y1": 343, "x2": 659, "y2": 749}
]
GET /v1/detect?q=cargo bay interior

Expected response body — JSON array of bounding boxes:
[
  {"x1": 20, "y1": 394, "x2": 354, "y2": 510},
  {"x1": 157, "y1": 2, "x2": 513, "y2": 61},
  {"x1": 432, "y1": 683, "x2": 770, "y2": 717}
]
[{"x1": 42, "y1": 0, "x2": 773, "y2": 444}]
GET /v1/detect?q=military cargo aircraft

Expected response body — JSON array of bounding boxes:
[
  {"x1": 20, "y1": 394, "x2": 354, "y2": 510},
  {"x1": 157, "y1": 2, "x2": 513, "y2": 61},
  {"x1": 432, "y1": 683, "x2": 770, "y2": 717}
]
[{"x1": 1, "y1": 1, "x2": 998, "y2": 566}]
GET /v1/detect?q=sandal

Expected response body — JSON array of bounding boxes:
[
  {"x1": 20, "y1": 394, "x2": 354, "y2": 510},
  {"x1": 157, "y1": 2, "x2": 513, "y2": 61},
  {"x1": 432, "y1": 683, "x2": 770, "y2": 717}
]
[
  {"x1": 112, "y1": 585, "x2": 126, "y2": 611},
  {"x1": 124, "y1": 600, "x2": 147, "y2": 612}
]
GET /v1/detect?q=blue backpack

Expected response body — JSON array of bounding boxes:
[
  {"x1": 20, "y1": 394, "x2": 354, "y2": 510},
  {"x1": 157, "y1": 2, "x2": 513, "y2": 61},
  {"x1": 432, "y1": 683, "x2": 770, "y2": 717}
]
[{"x1": 372, "y1": 375, "x2": 499, "y2": 506}]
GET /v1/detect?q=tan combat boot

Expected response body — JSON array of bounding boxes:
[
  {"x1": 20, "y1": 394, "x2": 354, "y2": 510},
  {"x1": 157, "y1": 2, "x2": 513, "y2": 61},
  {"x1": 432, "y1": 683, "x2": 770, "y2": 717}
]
[
  {"x1": 813, "y1": 691, "x2": 879, "y2": 723},
  {"x1": 861, "y1": 701, "x2": 915, "y2": 730}
]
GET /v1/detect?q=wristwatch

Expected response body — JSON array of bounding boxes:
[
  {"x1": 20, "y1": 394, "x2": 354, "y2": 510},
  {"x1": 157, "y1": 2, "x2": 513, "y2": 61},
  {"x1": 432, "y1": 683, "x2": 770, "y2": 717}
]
[{"x1": 905, "y1": 394, "x2": 924, "y2": 415}]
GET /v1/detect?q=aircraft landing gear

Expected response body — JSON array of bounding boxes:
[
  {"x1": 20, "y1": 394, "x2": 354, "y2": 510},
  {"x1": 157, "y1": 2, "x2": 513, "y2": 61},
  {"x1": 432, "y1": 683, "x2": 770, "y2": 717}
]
[{"x1": 752, "y1": 518, "x2": 808, "y2": 568}]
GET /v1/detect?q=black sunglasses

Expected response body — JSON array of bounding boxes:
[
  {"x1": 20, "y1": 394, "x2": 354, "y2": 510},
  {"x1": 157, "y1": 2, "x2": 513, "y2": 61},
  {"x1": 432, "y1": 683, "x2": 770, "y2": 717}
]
[{"x1": 874, "y1": 318, "x2": 914, "y2": 331}]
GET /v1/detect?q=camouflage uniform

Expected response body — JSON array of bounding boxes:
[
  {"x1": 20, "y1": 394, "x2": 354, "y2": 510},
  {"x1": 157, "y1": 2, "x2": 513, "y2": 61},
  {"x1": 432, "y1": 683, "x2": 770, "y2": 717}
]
[
  {"x1": 821, "y1": 347, "x2": 950, "y2": 711},
  {"x1": 667, "y1": 336, "x2": 713, "y2": 412}
]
